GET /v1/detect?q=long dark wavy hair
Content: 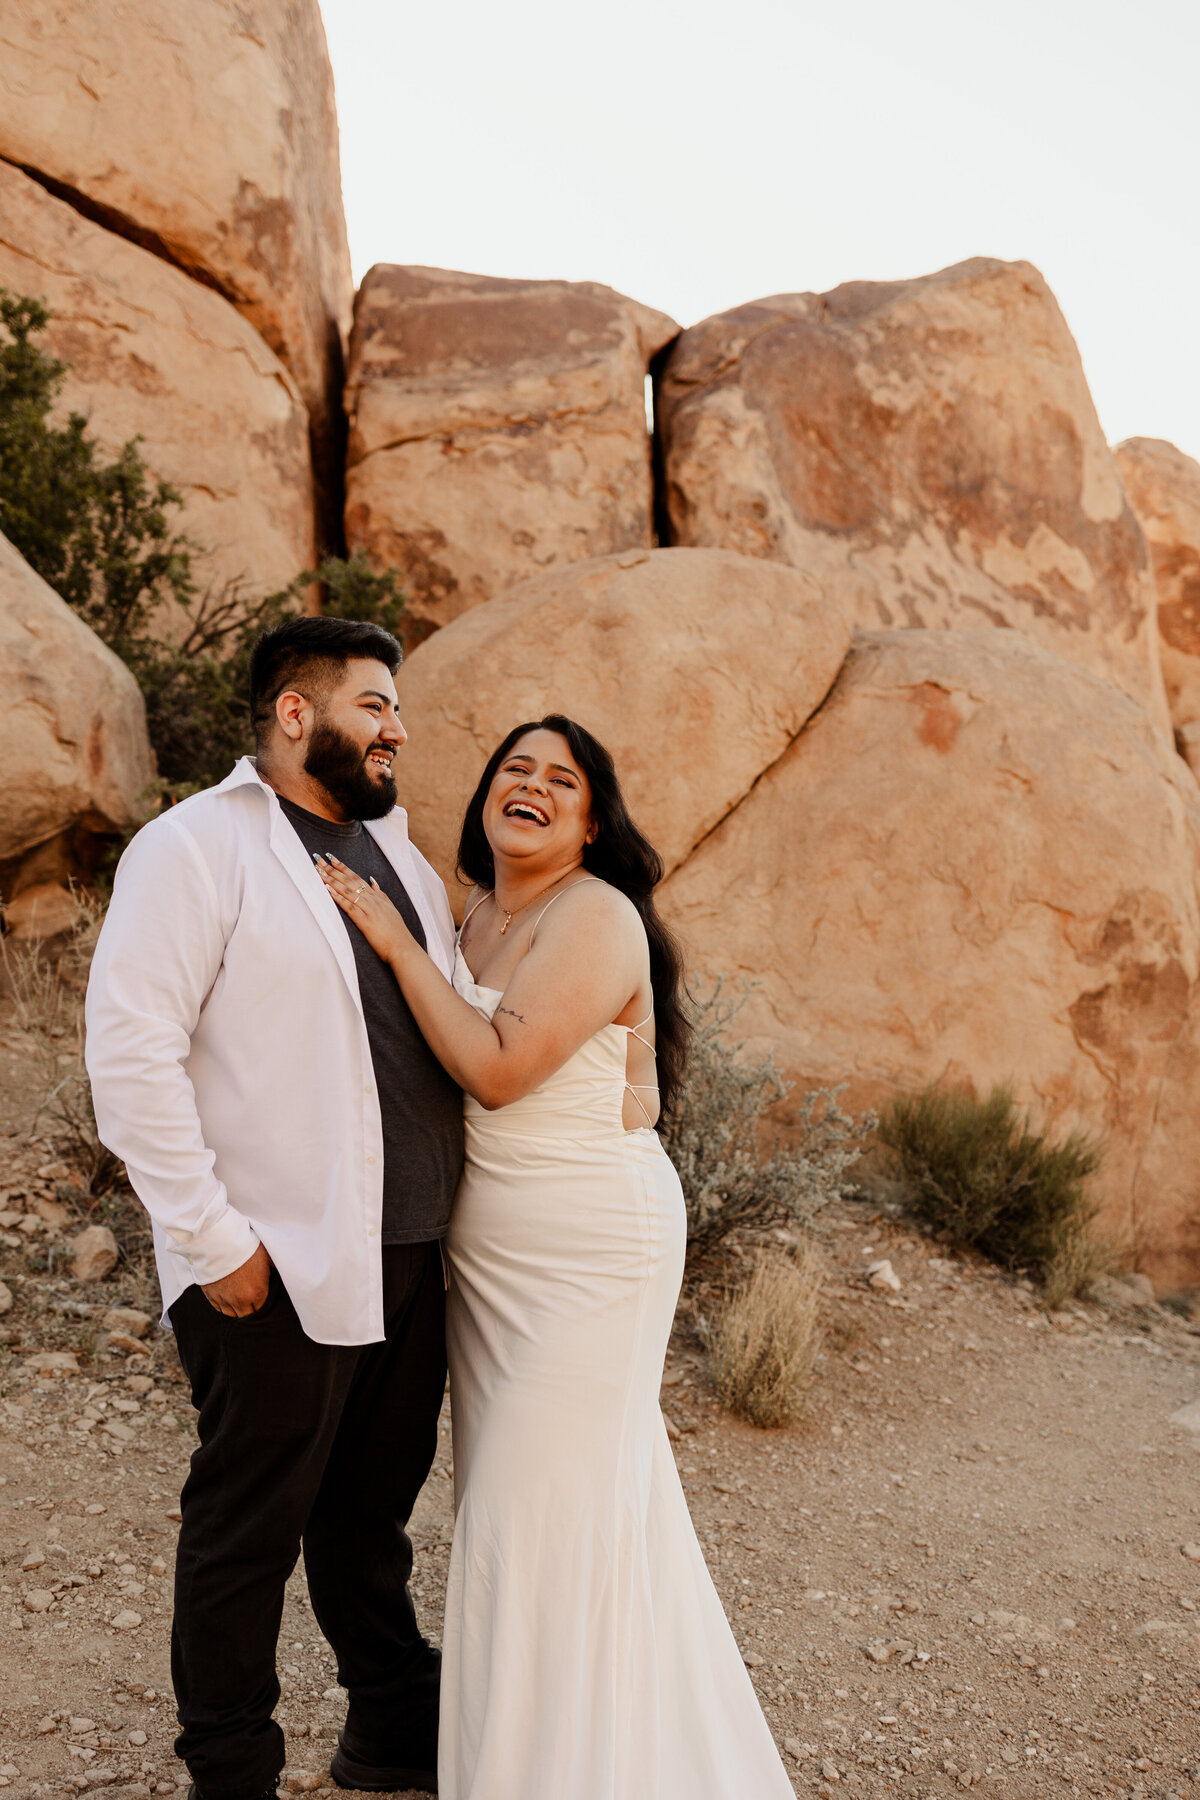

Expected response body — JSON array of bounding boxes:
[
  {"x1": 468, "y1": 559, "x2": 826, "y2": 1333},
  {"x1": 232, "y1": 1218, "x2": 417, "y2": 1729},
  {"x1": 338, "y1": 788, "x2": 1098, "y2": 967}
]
[{"x1": 457, "y1": 714, "x2": 690, "y2": 1116}]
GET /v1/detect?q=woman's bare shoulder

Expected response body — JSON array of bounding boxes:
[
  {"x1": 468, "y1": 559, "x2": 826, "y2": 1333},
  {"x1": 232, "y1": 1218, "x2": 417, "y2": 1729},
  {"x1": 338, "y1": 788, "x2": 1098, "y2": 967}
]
[{"x1": 539, "y1": 876, "x2": 642, "y2": 939}]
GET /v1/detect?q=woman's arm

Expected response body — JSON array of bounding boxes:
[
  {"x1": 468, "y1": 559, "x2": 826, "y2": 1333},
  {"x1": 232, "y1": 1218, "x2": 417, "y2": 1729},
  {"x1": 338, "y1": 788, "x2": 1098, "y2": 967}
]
[{"x1": 317, "y1": 858, "x2": 643, "y2": 1107}]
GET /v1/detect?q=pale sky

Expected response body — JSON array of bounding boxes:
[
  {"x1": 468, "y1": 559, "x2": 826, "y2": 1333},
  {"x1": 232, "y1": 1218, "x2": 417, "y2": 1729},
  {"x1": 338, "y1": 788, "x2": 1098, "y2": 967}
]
[{"x1": 323, "y1": 0, "x2": 1200, "y2": 462}]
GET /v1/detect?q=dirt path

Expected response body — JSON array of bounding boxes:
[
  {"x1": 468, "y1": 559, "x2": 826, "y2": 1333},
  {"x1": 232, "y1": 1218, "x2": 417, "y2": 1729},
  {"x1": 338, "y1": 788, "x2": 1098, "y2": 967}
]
[{"x1": 2, "y1": 1156, "x2": 1200, "y2": 1799}]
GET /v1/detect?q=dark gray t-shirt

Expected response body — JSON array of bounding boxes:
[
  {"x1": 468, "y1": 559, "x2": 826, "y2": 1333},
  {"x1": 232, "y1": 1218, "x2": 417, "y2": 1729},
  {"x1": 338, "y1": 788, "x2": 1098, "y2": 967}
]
[{"x1": 279, "y1": 798, "x2": 464, "y2": 1244}]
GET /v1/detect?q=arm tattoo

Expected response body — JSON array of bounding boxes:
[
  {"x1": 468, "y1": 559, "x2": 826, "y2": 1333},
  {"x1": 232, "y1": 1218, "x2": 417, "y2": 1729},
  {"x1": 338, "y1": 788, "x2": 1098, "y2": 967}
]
[{"x1": 495, "y1": 1004, "x2": 527, "y2": 1024}]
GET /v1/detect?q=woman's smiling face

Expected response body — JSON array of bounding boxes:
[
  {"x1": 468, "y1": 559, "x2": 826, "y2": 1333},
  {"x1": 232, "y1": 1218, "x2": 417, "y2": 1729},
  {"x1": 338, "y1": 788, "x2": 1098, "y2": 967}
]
[{"x1": 483, "y1": 728, "x2": 596, "y2": 867}]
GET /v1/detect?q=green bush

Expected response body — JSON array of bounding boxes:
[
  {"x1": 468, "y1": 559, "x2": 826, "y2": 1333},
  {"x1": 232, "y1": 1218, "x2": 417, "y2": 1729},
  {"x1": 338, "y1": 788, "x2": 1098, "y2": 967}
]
[
  {"x1": 0, "y1": 288, "x2": 408, "y2": 792},
  {"x1": 876, "y1": 1083, "x2": 1104, "y2": 1293},
  {"x1": 659, "y1": 980, "x2": 873, "y2": 1259}
]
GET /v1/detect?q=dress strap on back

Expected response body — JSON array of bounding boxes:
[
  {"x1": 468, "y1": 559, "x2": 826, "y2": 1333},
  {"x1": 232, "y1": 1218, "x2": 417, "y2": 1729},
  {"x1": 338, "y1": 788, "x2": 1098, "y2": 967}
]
[
  {"x1": 528, "y1": 876, "x2": 601, "y2": 947},
  {"x1": 623, "y1": 1000, "x2": 658, "y2": 1125},
  {"x1": 624, "y1": 1002, "x2": 656, "y2": 1053},
  {"x1": 624, "y1": 1084, "x2": 658, "y2": 1127}
]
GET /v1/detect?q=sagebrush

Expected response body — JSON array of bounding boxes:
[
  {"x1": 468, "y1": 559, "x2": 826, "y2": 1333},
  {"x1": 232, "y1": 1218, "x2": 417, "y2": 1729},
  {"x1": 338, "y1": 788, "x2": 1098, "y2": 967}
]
[
  {"x1": 659, "y1": 980, "x2": 872, "y2": 1259},
  {"x1": 0, "y1": 288, "x2": 408, "y2": 793},
  {"x1": 877, "y1": 1083, "x2": 1106, "y2": 1296},
  {"x1": 710, "y1": 1247, "x2": 824, "y2": 1428}
]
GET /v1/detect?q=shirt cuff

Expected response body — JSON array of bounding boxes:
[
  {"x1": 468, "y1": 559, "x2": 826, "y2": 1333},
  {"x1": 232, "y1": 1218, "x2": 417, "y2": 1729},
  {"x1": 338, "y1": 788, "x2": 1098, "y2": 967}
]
[{"x1": 179, "y1": 1209, "x2": 262, "y2": 1289}]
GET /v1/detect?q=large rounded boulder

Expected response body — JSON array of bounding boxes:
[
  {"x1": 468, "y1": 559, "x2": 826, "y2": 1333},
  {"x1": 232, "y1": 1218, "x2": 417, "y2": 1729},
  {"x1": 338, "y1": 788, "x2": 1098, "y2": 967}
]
[
  {"x1": 0, "y1": 160, "x2": 315, "y2": 603},
  {"x1": 393, "y1": 546, "x2": 850, "y2": 896},
  {"x1": 0, "y1": 532, "x2": 155, "y2": 890},
  {"x1": 658, "y1": 258, "x2": 1169, "y2": 733},
  {"x1": 0, "y1": 0, "x2": 352, "y2": 467},
  {"x1": 659, "y1": 628, "x2": 1200, "y2": 1288}
]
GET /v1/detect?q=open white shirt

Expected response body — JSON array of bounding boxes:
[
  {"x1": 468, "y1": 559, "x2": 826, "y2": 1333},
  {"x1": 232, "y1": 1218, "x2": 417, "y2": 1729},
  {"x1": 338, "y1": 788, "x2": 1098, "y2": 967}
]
[{"x1": 84, "y1": 757, "x2": 457, "y2": 1345}]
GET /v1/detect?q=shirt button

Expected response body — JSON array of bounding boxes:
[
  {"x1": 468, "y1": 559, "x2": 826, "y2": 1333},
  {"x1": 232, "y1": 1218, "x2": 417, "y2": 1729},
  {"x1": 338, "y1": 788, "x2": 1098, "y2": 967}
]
[
  {"x1": 368, "y1": 1226, "x2": 379, "y2": 1238},
  {"x1": 365, "y1": 1083, "x2": 373, "y2": 1096},
  {"x1": 367, "y1": 1155, "x2": 377, "y2": 1167}
]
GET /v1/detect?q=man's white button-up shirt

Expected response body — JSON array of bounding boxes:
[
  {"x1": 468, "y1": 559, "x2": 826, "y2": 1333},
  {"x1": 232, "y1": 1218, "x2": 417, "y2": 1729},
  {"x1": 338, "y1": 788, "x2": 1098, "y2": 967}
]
[{"x1": 84, "y1": 758, "x2": 457, "y2": 1346}]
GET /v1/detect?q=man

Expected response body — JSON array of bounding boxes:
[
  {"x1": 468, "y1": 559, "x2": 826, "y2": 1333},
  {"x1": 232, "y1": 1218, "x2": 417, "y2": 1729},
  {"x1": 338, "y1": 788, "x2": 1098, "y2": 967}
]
[{"x1": 85, "y1": 616, "x2": 464, "y2": 1800}]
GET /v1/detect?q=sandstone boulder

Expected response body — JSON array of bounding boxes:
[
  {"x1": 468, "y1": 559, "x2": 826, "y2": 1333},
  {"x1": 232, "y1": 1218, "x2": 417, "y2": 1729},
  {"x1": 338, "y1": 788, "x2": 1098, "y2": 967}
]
[
  {"x1": 659, "y1": 629, "x2": 1200, "y2": 1288},
  {"x1": 346, "y1": 267, "x2": 678, "y2": 640},
  {"x1": 0, "y1": 0, "x2": 352, "y2": 484},
  {"x1": 393, "y1": 546, "x2": 850, "y2": 896},
  {"x1": 0, "y1": 531, "x2": 155, "y2": 883},
  {"x1": 1115, "y1": 438, "x2": 1200, "y2": 771},
  {"x1": 658, "y1": 258, "x2": 1168, "y2": 732},
  {"x1": 0, "y1": 161, "x2": 315, "y2": 603},
  {"x1": 70, "y1": 1225, "x2": 119, "y2": 1284},
  {"x1": 2, "y1": 883, "x2": 80, "y2": 942}
]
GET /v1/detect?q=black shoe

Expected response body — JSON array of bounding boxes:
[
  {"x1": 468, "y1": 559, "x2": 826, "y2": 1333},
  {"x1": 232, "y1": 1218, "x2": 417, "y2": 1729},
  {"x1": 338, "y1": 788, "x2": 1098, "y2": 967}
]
[
  {"x1": 186, "y1": 1786, "x2": 278, "y2": 1800},
  {"x1": 329, "y1": 1737, "x2": 437, "y2": 1794}
]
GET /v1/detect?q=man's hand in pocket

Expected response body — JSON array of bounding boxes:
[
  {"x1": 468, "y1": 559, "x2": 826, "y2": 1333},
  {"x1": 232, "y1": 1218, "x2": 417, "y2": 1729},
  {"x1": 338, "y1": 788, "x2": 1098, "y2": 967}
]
[{"x1": 201, "y1": 1243, "x2": 273, "y2": 1317}]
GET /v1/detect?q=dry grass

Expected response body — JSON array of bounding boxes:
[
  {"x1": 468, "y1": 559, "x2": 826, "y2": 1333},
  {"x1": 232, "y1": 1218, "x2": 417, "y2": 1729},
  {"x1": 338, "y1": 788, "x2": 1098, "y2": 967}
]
[
  {"x1": 0, "y1": 892, "x2": 118, "y2": 1193},
  {"x1": 1041, "y1": 1220, "x2": 1120, "y2": 1311},
  {"x1": 710, "y1": 1246, "x2": 824, "y2": 1429},
  {"x1": 0, "y1": 896, "x2": 155, "y2": 1291}
]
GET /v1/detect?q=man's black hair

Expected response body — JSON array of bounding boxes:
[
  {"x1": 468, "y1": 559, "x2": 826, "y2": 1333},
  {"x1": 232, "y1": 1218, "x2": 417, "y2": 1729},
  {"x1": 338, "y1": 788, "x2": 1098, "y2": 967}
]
[{"x1": 249, "y1": 615, "x2": 403, "y2": 741}]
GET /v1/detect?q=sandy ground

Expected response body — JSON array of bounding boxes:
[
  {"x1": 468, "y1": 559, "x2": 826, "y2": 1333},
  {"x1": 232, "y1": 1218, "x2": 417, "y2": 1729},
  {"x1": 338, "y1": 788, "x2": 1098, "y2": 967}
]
[{"x1": 3, "y1": 1112, "x2": 1200, "y2": 1800}]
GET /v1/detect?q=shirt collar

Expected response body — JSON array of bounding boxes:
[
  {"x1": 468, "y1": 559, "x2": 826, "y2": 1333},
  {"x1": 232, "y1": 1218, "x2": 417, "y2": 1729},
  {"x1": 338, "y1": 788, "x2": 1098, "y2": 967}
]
[{"x1": 218, "y1": 756, "x2": 413, "y2": 843}]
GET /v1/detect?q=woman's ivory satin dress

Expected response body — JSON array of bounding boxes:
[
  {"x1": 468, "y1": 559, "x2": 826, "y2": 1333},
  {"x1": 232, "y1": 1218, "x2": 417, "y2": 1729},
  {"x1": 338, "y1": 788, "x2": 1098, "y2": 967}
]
[{"x1": 437, "y1": 945, "x2": 795, "y2": 1799}]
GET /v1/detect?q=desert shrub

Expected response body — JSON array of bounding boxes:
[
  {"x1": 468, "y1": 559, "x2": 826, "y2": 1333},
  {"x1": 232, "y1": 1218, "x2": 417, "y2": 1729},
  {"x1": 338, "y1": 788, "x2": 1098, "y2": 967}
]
[
  {"x1": 710, "y1": 1247, "x2": 824, "y2": 1428},
  {"x1": 877, "y1": 1083, "x2": 1104, "y2": 1294},
  {"x1": 659, "y1": 980, "x2": 873, "y2": 1259},
  {"x1": 0, "y1": 291, "x2": 198, "y2": 638},
  {"x1": 0, "y1": 893, "x2": 118, "y2": 1196},
  {"x1": 0, "y1": 288, "x2": 408, "y2": 792}
]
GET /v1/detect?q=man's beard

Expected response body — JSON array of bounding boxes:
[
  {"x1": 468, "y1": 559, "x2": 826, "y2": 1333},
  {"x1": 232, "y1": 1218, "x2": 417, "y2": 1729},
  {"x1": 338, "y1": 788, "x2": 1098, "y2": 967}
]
[{"x1": 304, "y1": 716, "x2": 397, "y2": 820}]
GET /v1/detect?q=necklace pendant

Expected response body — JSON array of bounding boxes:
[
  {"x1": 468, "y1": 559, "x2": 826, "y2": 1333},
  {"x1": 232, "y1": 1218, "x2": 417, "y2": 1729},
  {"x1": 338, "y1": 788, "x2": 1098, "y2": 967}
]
[{"x1": 499, "y1": 913, "x2": 511, "y2": 935}]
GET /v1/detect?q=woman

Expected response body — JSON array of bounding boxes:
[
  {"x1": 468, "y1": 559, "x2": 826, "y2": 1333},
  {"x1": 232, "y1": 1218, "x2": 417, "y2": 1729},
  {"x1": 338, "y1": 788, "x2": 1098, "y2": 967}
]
[{"x1": 317, "y1": 715, "x2": 793, "y2": 1800}]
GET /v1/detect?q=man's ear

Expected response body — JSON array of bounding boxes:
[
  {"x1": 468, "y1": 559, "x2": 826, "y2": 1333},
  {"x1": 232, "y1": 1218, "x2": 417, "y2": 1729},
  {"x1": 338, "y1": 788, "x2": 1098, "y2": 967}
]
[{"x1": 275, "y1": 689, "x2": 309, "y2": 743}]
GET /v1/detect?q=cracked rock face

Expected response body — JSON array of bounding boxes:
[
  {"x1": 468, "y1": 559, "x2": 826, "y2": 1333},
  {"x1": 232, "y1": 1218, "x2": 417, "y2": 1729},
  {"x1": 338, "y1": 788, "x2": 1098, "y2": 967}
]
[
  {"x1": 391, "y1": 545, "x2": 850, "y2": 891},
  {"x1": 0, "y1": 160, "x2": 315, "y2": 606},
  {"x1": 345, "y1": 266, "x2": 679, "y2": 642},
  {"x1": 0, "y1": 0, "x2": 352, "y2": 464},
  {"x1": 0, "y1": 531, "x2": 155, "y2": 871},
  {"x1": 659, "y1": 628, "x2": 1200, "y2": 1287},
  {"x1": 657, "y1": 257, "x2": 1169, "y2": 735},
  {"x1": 1115, "y1": 438, "x2": 1200, "y2": 775}
]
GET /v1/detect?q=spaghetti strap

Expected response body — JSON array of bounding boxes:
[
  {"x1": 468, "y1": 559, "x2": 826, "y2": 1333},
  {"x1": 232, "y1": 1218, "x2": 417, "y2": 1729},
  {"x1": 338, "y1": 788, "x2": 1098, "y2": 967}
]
[
  {"x1": 623, "y1": 1001, "x2": 655, "y2": 1053},
  {"x1": 623, "y1": 998, "x2": 658, "y2": 1124},
  {"x1": 528, "y1": 876, "x2": 601, "y2": 947},
  {"x1": 457, "y1": 890, "x2": 491, "y2": 943},
  {"x1": 624, "y1": 1083, "x2": 657, "y2": 1127}
]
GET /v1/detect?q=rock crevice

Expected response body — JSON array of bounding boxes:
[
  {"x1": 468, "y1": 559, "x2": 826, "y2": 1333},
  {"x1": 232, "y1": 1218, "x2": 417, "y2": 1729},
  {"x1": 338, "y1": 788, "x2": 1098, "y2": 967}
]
[{"x1": 0, "y1": 152, "x2": 237, "y2": 306}]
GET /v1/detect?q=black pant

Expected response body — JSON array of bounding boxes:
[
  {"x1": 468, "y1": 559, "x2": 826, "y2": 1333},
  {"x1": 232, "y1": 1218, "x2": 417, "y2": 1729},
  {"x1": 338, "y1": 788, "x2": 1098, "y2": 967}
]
[{"x1": 169, "y1": 1242, "x2": 447, "y2": 1798}]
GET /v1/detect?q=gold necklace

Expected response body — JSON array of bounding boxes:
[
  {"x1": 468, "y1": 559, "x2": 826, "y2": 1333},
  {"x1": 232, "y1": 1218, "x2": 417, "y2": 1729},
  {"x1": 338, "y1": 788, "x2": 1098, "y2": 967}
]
[{"x1": 495, "y1": 871, "x2": 577, "y2": 935}]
